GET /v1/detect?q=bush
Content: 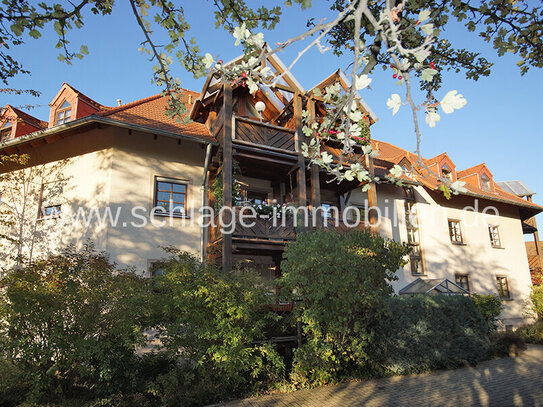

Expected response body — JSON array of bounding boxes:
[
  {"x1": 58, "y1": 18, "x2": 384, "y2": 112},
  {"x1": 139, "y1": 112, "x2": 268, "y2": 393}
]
[
  {"x1": 279, "y1": 228, "x2": 410, "y2": 386},
  {"x1": 530, "y1": 285, "x2": 543, "y2": 320},
  {"x1": 0, "y1": 244, "x2": 150, "y2": 403},
  {"x1": 370, "y1": 295, "x2": 489, "y2": 375},
  {"x1": 0, "y1": 359, "x2": 29, "y2": 407},
  {"x1": 488, "y1": 332, "x2": 527, "y2": 357},
  {"x1": 471, "y1": 294, "x2": 503, "y2": 333},
  {"x1": 149, "y1": 250, "x2": 285, "y2": 406},
  {"x1": 516, "y1": 320, "x2": 543, "y2": 345}
]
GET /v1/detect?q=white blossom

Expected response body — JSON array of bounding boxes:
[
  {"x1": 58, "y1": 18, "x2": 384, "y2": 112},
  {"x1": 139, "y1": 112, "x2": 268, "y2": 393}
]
[
  {"x1": 202, "y1": 53, "x2": 214, "y2": 69},
  {"x1": 355, "y1": 74, "x2": 372, "y2": 90},
  {"x1": 233, "y1": 23, "x2": 250, "y2": 46},
  {"x1": 386, "y1": 94, "x2": 402, "y2": 115},
  {"x1": 418, "y1": 9, "x2": 431, "y2": 23},
  {"x1": 425, "y1": 110, "x2": 441, "y2": 127},
  {"x1": 440, "y1": 90, "x2": 467, "y2": 114}
]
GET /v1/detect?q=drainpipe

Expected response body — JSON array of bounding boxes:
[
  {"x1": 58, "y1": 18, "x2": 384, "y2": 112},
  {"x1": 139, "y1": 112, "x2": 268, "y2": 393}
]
[{"x1": 200, "y1": 143, "x2": 213, "y2": 262}]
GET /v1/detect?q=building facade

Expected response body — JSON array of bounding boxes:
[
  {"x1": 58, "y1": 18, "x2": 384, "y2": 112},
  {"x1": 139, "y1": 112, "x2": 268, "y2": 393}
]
[{"x1": 1, "y1": 59, "x2": 541, "y2": 327}]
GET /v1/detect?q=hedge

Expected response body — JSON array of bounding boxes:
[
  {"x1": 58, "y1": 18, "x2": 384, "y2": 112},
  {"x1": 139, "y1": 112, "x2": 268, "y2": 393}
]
[{"x1": 369, "y1": 295, "x2": 489, "y2": 376}]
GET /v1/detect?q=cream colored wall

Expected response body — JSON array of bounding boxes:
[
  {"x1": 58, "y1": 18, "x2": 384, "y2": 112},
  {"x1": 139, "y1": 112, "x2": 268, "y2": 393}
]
[
  {"x1": 347, "y1": 183, "x2": 533, "y2": 326},
  {"x1": 414, "y1": 186, "x2": 532, "y2": 326},
  {"x1": 106, "y1": 130, "x2": 206, "y2": 274},
  {"x1": 0, "y1": 127, "x2": 206, "y2": 275},
  {"x1": 0, "y1": 127, "x2": 114, "y2": 268}
]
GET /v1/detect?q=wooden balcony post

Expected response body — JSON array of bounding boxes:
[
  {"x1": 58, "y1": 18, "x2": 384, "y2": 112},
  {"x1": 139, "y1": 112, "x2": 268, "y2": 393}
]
[
  {"x1": 294, "y1": 93, "x2": 307, "y2": 223},
  {"x1": 222, "y1": 82, "x2": 233, "y2": 271},
  {"x1": 365, "y1": 147, "x2": 380, "y2": 233},
  {"x1": 308, "y1": 97, "x2": 321, "y2": 228}
]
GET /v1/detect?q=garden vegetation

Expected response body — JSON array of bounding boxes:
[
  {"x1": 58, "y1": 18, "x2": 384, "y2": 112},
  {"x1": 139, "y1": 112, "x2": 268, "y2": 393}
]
[{"x1": 0, "y1": 230, "x2": 507, "y2": 406}]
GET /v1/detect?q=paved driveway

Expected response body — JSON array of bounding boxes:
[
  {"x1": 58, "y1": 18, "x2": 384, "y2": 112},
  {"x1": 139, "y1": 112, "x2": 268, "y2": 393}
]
[{"x1": 220, "y1": 345, "x2": 543, "y2": 407}]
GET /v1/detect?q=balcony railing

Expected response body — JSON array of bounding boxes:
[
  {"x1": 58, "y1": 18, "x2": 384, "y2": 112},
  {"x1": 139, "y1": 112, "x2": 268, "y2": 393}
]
[
  {"x1": 208, "y1": 207, "x2": 368, "y2": 246},
  {"x1": 233, "y1": 116, "x2": 296, "y2": 153}
]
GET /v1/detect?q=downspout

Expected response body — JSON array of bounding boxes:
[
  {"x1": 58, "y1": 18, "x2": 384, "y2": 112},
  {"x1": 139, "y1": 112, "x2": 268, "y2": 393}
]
[{"x1": 200, "y1": 143, "x2": 213, "y2": 262}]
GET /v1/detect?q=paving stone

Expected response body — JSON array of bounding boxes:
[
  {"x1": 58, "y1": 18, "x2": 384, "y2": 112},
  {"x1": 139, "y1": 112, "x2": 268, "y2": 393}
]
[{"x1": 218, "y1": 345, "x2": 543, "y2": 407}]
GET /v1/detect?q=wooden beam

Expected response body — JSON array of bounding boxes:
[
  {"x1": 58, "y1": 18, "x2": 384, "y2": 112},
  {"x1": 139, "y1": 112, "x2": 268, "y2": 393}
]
[
  {"x1": 365, "y1": 152, "x2": 380, "y2": 233},
  {"x1": 294, "y1": 93, "x2": 307, "y2": 227},
  {"x1": 270, "y1": 83, "x2": 296, "y2": 94},
  {"x1": 307, "y1": 98, "x2": 321, "y2": 228},
  {"x1": 222, "y1": 83, "x2": 233, "y2": 272}
]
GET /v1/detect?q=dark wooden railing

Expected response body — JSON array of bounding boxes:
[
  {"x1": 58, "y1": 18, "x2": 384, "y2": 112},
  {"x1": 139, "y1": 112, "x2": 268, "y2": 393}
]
[
  {"x1": 233, "y1": 116, "x2": 296, "y2": 153},
  {"x1": 208, "y1": 208, "x2": 368, "y2": 246}
]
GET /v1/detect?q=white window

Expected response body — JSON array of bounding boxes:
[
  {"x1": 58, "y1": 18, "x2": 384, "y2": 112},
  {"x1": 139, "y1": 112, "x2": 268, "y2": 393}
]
[
  {"x1": 481, "y1": 174, "x2": 491, "y2": 192},
  {"x1": 441, "y1": 164, "x2": 453, "y2": 182},
  {"x1": 56, "y1": 100, "x2": 72, "y2": 125},
  {"x1": 0, "y1": 121, "x2": 12, "y2": 142}
]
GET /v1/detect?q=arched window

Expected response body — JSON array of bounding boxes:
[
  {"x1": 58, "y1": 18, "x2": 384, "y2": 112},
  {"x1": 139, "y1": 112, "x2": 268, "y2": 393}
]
[
  {"x1": 0, "y1": 121, "x2": 12, "y2": 142},
  {"x1": 56, "y1": 100, "x2": 72, "y2": 125}
]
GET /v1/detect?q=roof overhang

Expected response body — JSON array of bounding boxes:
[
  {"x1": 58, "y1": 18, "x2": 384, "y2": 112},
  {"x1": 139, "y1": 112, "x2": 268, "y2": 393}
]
[{"x1": 0, "y1": 115, "x2": 217, "y2": 154}]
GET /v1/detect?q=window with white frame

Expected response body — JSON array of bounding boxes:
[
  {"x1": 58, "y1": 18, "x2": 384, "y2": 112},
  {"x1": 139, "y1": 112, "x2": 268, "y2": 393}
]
[
  {"x1": 481, "y1": 174, "x2": 491, "y2": 192},
  {"x1": 55, "y1": 100, "x2": 72, "y2": 125},
  {"x1": 441, "y1": 164, "x2": 453, "y2": 182},
  {"x1": 0, "y1": 121, "x2": 12, "y2": 142},
  {"x1": 488, "y1": 225, "x2": 502, "y2": 248}
]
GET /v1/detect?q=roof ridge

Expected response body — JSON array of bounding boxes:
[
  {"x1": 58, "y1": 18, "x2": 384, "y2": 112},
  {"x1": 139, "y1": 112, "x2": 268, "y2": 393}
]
[{"x1": 99, "y1": 94, "x2": 163, "y2": 116}]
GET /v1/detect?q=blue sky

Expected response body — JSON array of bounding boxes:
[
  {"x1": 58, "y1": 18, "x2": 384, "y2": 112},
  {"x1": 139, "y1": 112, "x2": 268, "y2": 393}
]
[{"x1": 4, "y1": 1, "x2": 543, "y2": 229}]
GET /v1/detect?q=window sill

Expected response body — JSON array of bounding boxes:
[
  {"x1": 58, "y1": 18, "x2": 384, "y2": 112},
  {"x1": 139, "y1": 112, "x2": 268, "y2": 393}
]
[
  {"x1": 492, "y1": 245, "x2": 505, "y2": 249},
  {"x1": 500, "y1": 297, "x2": 514, "y2": 302},
  {"x1": 451, "y1": 241, "x2": 466, "y2": 246},
  {"x1": 37, "y1": 215, "x2": 61, "y2": 221},
  {"x1": 152, "y1": 212, "x2": 190, "y2": 219}
]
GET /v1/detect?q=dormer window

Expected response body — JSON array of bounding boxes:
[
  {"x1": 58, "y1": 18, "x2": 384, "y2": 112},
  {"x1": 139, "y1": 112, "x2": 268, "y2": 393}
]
[
  {"x1": 0, "y1": 121, "x2": 12, "y2": 142},
  {"x1": 56, "y1": 101, "x2": 72, "y2": 125},
  {"x1": 481, "y1": 174, "x2": 491, "y2": 192},
  {"x1": 441, "y1": 164, "x2": 453, "y2": 182}
]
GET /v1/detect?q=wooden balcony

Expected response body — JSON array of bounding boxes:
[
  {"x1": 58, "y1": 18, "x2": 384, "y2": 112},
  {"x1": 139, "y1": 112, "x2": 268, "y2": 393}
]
[
  {"x1": 233, "y1": 116, "x2": 296, "y2": 153},
  {"x1": 208, "y1": 207, "x2": 368, "y2": 249}
]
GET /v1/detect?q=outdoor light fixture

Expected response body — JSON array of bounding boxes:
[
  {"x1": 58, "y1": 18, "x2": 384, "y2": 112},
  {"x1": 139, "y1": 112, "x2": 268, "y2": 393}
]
[{"x1": 255, "y1": 101, "x2": 266, "y2": 121}]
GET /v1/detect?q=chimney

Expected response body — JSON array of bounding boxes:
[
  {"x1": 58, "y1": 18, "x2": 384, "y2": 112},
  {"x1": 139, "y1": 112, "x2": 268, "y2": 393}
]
[{"x1": 116, "y1": 99, "x2": 122, "y2": 107}]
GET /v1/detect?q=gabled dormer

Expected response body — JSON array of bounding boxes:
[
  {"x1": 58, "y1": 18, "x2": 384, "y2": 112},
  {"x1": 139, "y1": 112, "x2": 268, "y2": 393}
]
[
  {"x1": 426, "y1": 152, "x2": 456, "y2": 182},
  {"x1": 457, "y1": 163, "x2": 495, "y2": 193},
  {"x1": 0, "y1": 105, "x2": 47, "y2": 142},
  {"x1": 48, "y1": 83, "x2": 105, "y2": 128}
]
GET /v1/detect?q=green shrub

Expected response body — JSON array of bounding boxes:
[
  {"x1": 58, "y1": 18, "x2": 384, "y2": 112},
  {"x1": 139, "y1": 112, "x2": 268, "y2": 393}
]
[
  {"x1": 0, "y1": 359, "x2": 29, "y2": 407},
  {"x1": 516, "y1": 320, "x2": 543, "y2": 345},
  {"x1": 279, "y1": 228, "x2": 410, "y2": 386},
  {"x1": 471, "y1": 294, "x2": 503, "y2": 333},
  {"x1": 149, "y1": 250, "x2": 285, "y2": 406},
  {"x1": 488, "y1": 332, "x2": 527, "y2": 357},
  {"x1": 370, "y1": 295, "x2": 489, "y2": 375},
  {"x1": 530, "y1": 285, "x2": 543, "y2": 319},
  {"x1": 0, "y1": 244, "x2": 150, "y2": 403}
]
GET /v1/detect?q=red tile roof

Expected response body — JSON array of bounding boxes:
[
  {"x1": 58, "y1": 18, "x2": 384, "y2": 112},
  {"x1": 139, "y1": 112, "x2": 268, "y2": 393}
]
[
  {"x1": 457, "y1": 163, "x2": 487, "y2": 179},
  {"x1": 2, "y1": 105, "x2": 48, "y2": 129},
  {"x1": 98, "y1": 90, "x2": 214, "y2": 142}
]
